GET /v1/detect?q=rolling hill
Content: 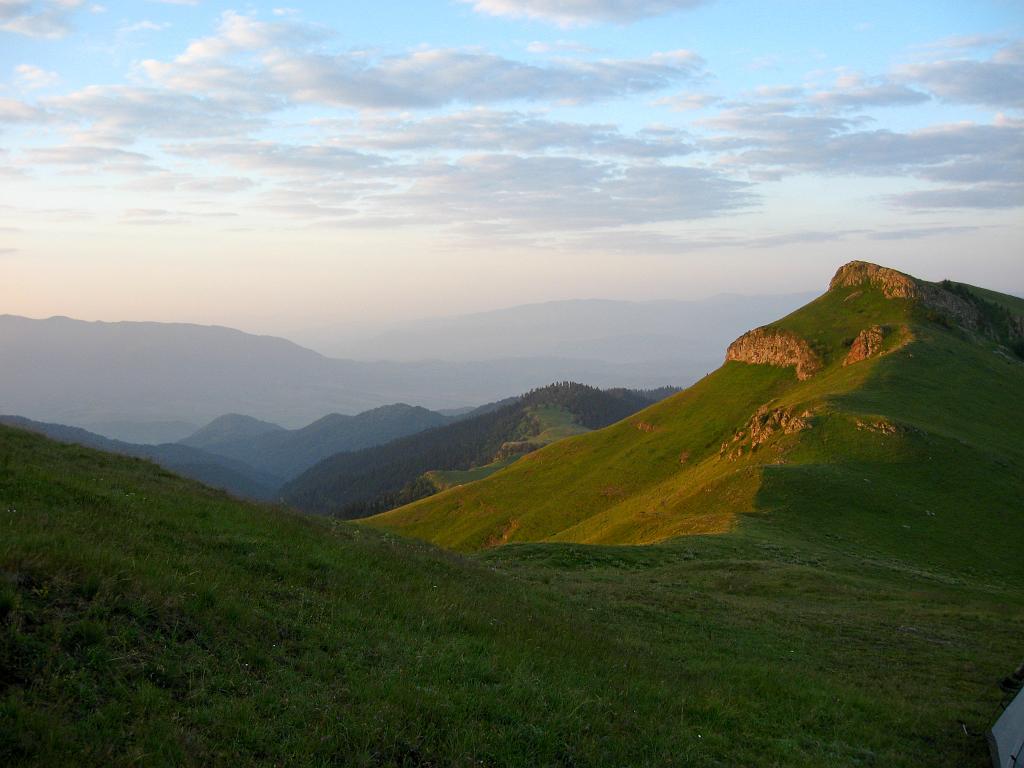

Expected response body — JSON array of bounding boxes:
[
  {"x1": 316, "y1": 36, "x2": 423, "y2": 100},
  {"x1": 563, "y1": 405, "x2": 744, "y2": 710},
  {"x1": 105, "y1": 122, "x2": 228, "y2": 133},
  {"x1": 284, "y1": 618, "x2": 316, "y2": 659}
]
[
  {"x1": 366, "y1": 261, "x2": 1024, "y2": 562},
  {"x1": 179, "y1": 404, "x2": 451, "y2": 480},
  {"x1": 2, "y1": 390, "x2": 1022, "y2": 765},
  {"x1": 282, "y1": 383, "x2": 677, "y2": 518}
]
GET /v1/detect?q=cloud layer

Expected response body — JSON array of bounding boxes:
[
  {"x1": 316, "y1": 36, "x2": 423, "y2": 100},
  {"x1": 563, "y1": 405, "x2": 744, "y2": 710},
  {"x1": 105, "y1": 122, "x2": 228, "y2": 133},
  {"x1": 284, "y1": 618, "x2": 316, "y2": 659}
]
[{"x1": 1, "y1": 8, "x2": 1021, "y2": 249}]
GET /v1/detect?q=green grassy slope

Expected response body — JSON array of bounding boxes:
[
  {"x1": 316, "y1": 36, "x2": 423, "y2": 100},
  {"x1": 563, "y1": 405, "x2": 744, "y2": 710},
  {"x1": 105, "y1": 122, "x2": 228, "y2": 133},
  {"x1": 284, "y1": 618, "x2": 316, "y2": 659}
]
[
  {"x1": 3, "y1": 424, "x2": 1023, "y2": 767},
  {"x1": 366, "y1": 265, "x2": 1024, "y2": 567}
]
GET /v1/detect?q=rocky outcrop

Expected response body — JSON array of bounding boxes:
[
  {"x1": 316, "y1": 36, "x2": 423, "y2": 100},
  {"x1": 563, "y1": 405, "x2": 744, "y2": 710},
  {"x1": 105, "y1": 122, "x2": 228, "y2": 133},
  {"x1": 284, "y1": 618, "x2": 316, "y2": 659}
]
[
  {"x1": 720, "y1": 404, "x2": 813, "y2": 461},
  {"x1": 844, "y1": 325, "x2": 889, "y2": 366},
  {"x1": 830, "y1": 261, "x2": 919, "y2": 298},
  {"x1": 726, "y1": 327, "x2": 822, "y2": 380}
]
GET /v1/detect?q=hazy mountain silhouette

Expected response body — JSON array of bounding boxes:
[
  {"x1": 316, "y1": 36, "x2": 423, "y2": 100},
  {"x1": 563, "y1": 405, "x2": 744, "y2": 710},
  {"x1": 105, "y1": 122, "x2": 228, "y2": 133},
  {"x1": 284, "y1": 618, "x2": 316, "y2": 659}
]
[
  {"x1": 295, "y1": 294, "x2": 814, "y2": 362},
  {"x1": 1, "y1": 314, "x2": 714, "y2": 434}
]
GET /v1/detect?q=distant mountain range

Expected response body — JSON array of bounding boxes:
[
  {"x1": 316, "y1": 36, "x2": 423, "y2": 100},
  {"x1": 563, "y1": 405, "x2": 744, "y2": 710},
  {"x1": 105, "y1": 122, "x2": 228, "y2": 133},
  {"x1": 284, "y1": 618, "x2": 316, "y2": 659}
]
[
  {"x1": 0, "y1": 295, "x2": 807, "y2": 437},
  {"x1": 294, "y1": 294, "x2": 814, "y2": 362},
  {"x1": 0, "y1": 314, "x2": 714, "y2": 437},
  {"x1": 179, "y1": 405, "x2": 454, "y2": 480}
]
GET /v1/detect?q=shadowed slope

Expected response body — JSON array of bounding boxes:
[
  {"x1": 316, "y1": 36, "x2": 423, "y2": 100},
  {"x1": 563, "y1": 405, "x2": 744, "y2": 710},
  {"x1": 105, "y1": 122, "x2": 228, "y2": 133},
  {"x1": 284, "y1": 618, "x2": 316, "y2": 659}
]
[{"x1": 2, "y1": 422, "x2": 1023, "y2": 766}]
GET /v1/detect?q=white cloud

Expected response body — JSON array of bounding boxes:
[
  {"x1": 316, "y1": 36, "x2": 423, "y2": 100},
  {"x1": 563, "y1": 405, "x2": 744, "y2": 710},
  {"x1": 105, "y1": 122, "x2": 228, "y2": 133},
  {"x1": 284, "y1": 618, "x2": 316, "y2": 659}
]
[
  {"x1": 654, "y1": 92, "x2": 717, "y2": 111},
  {"x1": 24, "y1": 144, "x2": 158, "y2": 174},
  {"x1": 46, "y1": 85, "x2": 267, "y2": 143},
  {"x1": 14, "y1": 64, "x2": 60, "y2": 90},
  {"x1": 387, "y1": 153, "x2": 752, "y2": 231},
  {"x1": 120, "y1": 19, "x2": 169, "y2": 33},
  {"x1": 810, "y1": 74, "x2": 930, "y2": 110},
  {"x1": 166, "y1": 140, "x2": 387, "y2": 177},
  {"x1": 526, "y1": 39, "x2": 596, "y2": 54},
  {"x1": 324, "y1": 109, "x2": 694, "y2": 157},
  {"x1": 461, "y1": 0, "x2": 706, "y2": 26},
  {"x1": 141, "y1": 15, "x2": 704, "y2": 109},
  {"x1": 899, "y1": 40, "x2": 1024, "y2": 109},
  {"x1": 0, "y1": 97, "x2": 44, "y2": 122},
  {"x1": 889, "y1": 185, "x2": 1024, "y2": 210},
  {"x1": 0, "y1": 0, "x2": 84, "y2": 39}
]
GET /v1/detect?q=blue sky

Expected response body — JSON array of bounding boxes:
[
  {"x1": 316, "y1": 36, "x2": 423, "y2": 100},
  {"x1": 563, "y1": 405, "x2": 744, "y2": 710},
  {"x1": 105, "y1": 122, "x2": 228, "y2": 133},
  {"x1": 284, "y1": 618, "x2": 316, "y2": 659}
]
[{"x1": 1, "y1": 0, "x2": 1022, "y2": 333}]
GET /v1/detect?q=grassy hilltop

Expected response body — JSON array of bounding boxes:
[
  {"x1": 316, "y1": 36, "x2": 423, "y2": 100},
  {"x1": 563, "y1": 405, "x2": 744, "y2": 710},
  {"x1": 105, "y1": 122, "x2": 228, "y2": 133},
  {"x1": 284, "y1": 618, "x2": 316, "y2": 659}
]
[
  {"x1": 366, "y1": 262, "x2": 1024, "y2": 571},
  {"x1": 2, "y1": 261, "x2": 1023, "y2": 766}
]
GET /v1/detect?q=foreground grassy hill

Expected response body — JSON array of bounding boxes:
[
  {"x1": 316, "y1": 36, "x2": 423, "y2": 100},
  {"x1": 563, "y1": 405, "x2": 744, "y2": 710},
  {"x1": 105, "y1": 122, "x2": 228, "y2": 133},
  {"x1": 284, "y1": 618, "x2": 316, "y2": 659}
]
[
  {"x1": 367, "y1": 262, "x2": 1024, "y2": 569},
  {"x1": 2, "y1": 423, "x2": 1023, "y2": 766}
]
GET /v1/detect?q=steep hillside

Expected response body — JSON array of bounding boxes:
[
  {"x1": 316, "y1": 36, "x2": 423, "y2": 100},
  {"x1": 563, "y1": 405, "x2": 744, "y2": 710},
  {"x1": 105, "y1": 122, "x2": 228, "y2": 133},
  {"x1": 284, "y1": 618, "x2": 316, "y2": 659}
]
[
  {"x1": 180, "y1": 404, "x2": 450, "y2": 480},
  {"x1": 3, "y1": 416, "x2": 1023, "y2": 766},
  {"x1": 0, "y1": 416, "x2": 279, "y2": 500},
  {"x1": 367, "y1": 262, "x2": 1024, "y2": 566},
  {"x1": 282, "y1": 383, "x2": 676, "y2": 518}
]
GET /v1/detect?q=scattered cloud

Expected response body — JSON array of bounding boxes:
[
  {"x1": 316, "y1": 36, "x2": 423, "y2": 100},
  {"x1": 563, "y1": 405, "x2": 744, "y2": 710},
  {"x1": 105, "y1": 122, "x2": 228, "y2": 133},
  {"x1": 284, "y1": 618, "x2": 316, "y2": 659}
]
[
  {"x1": 0, "y1": 0, "x2": 84, "y2": 39},
  {"x1": 899, "y1": 40, "x2": 1024, "y2": 109},
  {"x1": 0, "y1": 97, "x2": 45, "y2": 122},
  {"x1": 14, "y1": 63, "x2": 60, "y2": 90},
  {"x1": 24, "y1": 144, "x2": 158, "y2": 174},
  {"x1": 867, "y1": 225, "x2": 979, "y2": 240},
  {"x1": 120, "y1": 19, "x2": 170, "y2": 34},
  {"x1": 654, "y1": 92, "x2": 718, "y2": 111},
  {"x1": 386, "y1": 154, "x2": 752, "y2": 232},
  {"x1": 889, "y1": 185, "x2": 1024, "y2": 210},
  {"x1": 45, "y1": 85, "x2": 267, "y2": 143},
  {"x1": 166, "y1": 140, "x2": 386, "y2": 177},
  {"x1": 324, "y1": 109, "x2": 695, "y2": 157},
  {"x1": 526, "y1": 39, "x2": 597, "y2": 54},
  {"x1": 461, "y1": 0, "x2": 707, "y2": 26},
  {"x1": 140, "y1": 12, "x2": 705, "y2": 109},
  {"x1": 811, "y1": 74, "x2": 930, "y2": 110}
]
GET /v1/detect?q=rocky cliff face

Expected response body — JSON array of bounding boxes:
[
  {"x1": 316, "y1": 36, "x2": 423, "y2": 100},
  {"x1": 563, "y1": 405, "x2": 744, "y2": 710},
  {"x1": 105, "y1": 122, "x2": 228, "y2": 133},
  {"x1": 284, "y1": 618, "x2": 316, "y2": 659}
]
[{"x1": 726, "y1": 327, "x2": 822, "y2": 380}]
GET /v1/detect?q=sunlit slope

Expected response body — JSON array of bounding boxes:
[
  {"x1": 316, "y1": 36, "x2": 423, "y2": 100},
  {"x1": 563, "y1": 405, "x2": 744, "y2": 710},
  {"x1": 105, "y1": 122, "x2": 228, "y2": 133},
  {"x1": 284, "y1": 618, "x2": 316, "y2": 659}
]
[{"x1": 366, "y1": 262, "x2": 1024, "y2": 562}]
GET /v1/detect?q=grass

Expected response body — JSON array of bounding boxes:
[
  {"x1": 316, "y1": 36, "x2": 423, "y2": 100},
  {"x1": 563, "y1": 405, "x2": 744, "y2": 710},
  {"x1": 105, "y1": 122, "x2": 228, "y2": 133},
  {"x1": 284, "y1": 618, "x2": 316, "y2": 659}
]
[{"x1": 2, "y1": 424, "x2": 1022, "y2": 766}]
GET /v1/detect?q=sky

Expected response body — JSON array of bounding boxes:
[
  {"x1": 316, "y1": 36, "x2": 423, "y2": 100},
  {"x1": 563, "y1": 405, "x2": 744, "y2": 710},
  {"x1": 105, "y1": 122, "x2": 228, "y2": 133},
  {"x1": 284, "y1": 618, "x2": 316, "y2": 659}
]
[{"x1": 1, "y1": 0, "x2": 1022, "y2": 336}]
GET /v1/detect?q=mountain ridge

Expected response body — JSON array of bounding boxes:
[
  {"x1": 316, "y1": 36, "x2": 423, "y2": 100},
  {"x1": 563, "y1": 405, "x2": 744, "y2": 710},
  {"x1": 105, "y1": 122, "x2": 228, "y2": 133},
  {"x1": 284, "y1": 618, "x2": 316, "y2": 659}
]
[{"x1": 365, "y1": 261, "x2": 1024, "y2": 560}]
